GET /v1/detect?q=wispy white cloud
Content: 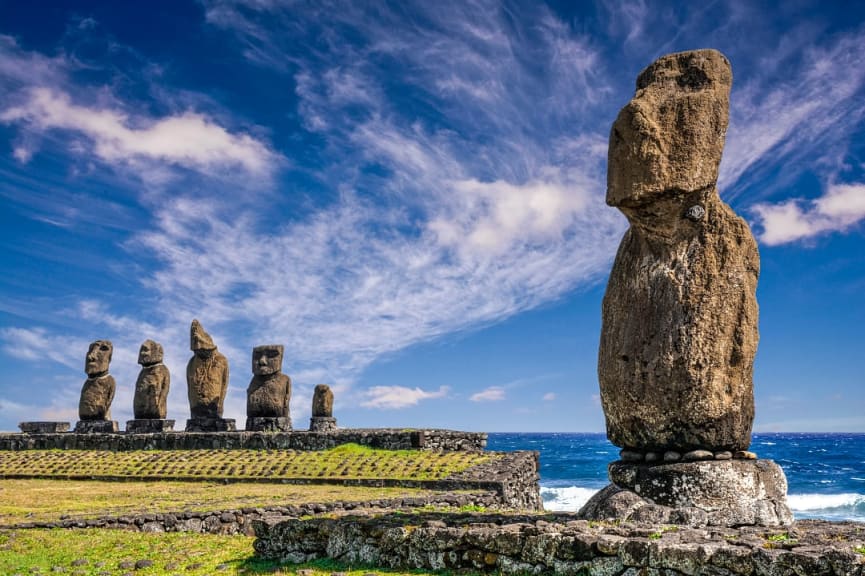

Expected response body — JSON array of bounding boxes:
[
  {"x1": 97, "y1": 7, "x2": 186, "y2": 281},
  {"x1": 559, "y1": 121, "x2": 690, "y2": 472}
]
[
  {"x1": 360, "y1": 385, "x2": 450, "y2": 410},
  {"x1": 542, "y1": 392, "x2": 556, "y2": 401},
  {"x1": 470, "y1": 386, "x2": 506, "y2": 402},
  {"x1": 752, "y1": 183, "x2": 865, "y2": 245},
  {"x1": 1, "y1": 88, "x2": 278, "y2": 175}
]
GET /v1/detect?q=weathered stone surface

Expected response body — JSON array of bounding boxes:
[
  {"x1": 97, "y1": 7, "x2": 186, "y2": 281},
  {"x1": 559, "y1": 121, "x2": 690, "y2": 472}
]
[
  {"x1": 74, "y1": 420, "x2": 118, "y2": 433},
  {"x1": 125, "y1": 419, "x2": 175, "y2": 433},
  {"x1": 187, "y1": 320, "x2": 229, "y2": 418},
  {"x1": 599, "y1": 49, "x2": 758, "y2": 453},
  {"x1": 185, "y1": 417, "x2": 236, "y2": 432},
  {"x1": 579, "y1": 460, "x2": 793, "y2": 527},
  {"x1": 253, "y1": 515, "x2": 865, "y2": 575},
  {"x1": 78, "y1": 340, "x2": 116, "y2": 421},
  {"x1": 246, "y1": 345, "x2": 291, "y2": 419},
  {"x1": 19, "y1": 422, "x2": 70, "y2": 433},
  {"x1": 246, "y1": 416, "x2": 291, "y2": 432},
  {"x1": 133, "y1": 340, "x2": 170, "y2": 420},
  {"x1": 309, "y1": 417, "x2": 337, "y2": 433},
  {"x1": 312, "y1": 384, "x2": 334, "y2": 418}
]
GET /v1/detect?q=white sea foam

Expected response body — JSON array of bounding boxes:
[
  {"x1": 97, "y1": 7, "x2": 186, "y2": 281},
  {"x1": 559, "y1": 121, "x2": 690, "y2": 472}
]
[
  {"x1": 788, "y1": 492, "x2": 865, "y2": 511},
  {"x1": 540, "y1": 486, "x2": 599, "y2": 511}
]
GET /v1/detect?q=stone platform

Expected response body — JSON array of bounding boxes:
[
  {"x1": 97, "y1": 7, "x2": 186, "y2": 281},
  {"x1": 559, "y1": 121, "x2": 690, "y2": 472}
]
[
  {"x1": 126, "y1": 419, "x2": 175, "y2": 433},
  {"x1": 245, "y1": 417, "x2": 291, "y2": 432},
  {"x1": 74, "y1": 420, "x2": 118, "y2": 433},
  {"x1": 309, "y1": 417, "x2": 337, "y2": 433},
  {"x1": 185, "y1": 417, "x2": 236, "y2": 432},
  {"x1": 18, "y1": 422, "x2": 70, "y2": 433},
  {"x1": 579, "y1": 459, "x2": 793, "y2": 527}
]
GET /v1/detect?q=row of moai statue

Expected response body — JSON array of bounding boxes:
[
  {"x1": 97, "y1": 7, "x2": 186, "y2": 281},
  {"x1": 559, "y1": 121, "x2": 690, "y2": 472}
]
[{"x1": 19, "y1": 319, "x2": 337, "y2": 434}]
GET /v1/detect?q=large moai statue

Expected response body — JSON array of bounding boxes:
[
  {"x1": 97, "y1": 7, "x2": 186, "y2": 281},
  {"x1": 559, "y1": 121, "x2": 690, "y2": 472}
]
[
  {"x1": 185, "y1": 319, "x2": 235, "y2": 432},
  {"x1": 127, "y1": 339, "x2": 174, "y2": 433},
  {"x1": 580, "y1": 49, "x2": 792, "y2": 527},
  {"x1": 245, "y1": 344, "x2": 292, "y2": 432},
  {"x1": 75, "y1": 340, "x2": 119, "y2": 433},
  {"x1": 309, "y1": 384, "x2": 337, "y2": 432}
]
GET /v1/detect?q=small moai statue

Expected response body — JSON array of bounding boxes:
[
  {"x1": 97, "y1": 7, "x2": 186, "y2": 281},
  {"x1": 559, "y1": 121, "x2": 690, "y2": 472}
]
[
  {"x1": 309, "y1": 384, "x2": 337, "y2": 433},
  {"x1": 126, "y1": 339, "x2": 174, "y2": 433},
  {"x1": 245, "y1": 344, "x2": 292, "y2": 432},
  {"x1": 75, "y1": 340, "x2": 118, "y2": 433},
  {"x1": 185, "y1": 319, "x2": 235, "y2": 432}
]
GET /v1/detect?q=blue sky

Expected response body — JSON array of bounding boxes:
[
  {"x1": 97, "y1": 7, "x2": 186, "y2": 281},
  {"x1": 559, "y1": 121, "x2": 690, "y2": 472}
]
[{"x1": 0, "y1": 0, "x2": 863, "y2": 433}]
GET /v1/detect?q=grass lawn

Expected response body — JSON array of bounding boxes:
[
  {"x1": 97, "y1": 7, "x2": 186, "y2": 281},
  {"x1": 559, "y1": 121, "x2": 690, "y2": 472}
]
[
  {"x1": 0, "y1": 444, "x2": 490, "y2": 481},
  {"x1": 0, "y1": 528, "x2": 460, "y2": 575},
  {"x1": 0, "y1": 479, "x2": 465, "y2": 525}
]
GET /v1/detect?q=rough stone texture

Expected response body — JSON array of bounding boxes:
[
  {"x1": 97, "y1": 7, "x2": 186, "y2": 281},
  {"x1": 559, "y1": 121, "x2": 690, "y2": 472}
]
[
  {"x1": 133, "y1": 340, "x2": 170, "y2": 420},
  {"x1": 246, "y1": 345, "x2": 291, "y2": 420},
  {"x1": 253, "y1": 514, "x2": 865, "y2": 575},
  {"x1": 125, "y1": 419, "x2": 175, "y2": 433},
  {"x1": 310, "y1": 417, "x2": 337, "y2": 433},
  {"x1": 0, "y1": 429, "x2": 488, "y2": 452},
  {"x1": 246, "y1": 416, "x2": 291, "y2": 432},
  {"x1": 185, "y1": 417, "x2": 236, "y2": 432},
  {"x1": 580, "y1": 460, "x2": 793, "y2": 527},
  {"x1": 600, "y1": 49, "x2": 758, "y2": 453},
  {"x1": 187, "y1": 320, "x2": 229, "y2": 418},
  {"x1": 18, "y1": 422, "x2": 70, "y2": 433},
  {"x1": 74, "y1": 420, "x2": 119, "y2": 433},
  {"x1": 312, "y1": 384, "x2": 334, "y2": 418},
  {"x1": 78, "y1": 340, "x2": 116, "y2": 421}
]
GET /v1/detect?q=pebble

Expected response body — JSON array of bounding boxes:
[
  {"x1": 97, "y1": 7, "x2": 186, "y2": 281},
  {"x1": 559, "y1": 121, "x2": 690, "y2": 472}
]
[
  {"x1": 215, "y1": 564, "x2": 230, "y2": 571},
  {"x1": 164, "y1": 563, "x2": 179, "y2": 571},
  {"x1": 620, "y1": 449, "x2": 643, "y2": 462},
  {"x1": 117, "y1": 561, "x2": 134, "y2": 570},
  {"x1": 663, "y1": 451, "x2": 681, "y2": 462},
  {"x1": 644, "y1": 452, "x2": 660, "y2": 463},
  {"x1": 70, "y1": 560, "x2": 87, "y2": 567},
  {"x1": 714, "y1": 451, "x2": 733, "y2": 460},
  {"x1": 683, "y1": 450, "x2": 714, "y2": 461},
  {"x1": 135, "y1": 560, "x2": 153, "y2": 569},
  {"x1": 735, "y1": 450, "x2": 757, "y2": 460}
]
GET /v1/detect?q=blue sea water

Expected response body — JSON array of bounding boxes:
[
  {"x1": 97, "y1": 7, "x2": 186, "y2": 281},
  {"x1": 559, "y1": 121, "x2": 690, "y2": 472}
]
[{"x1": 486, "y1": 432, "x2": 865, "y2": 522}]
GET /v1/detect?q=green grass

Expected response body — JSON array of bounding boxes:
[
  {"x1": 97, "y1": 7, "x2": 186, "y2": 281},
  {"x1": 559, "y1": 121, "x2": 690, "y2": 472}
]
[
  {"x1": 0, "y1": 479, "x2": 472, "y2": 525},
  {"x1": 0, "y1": 529, "x2": 473, "y2": 575},
  {"x1": 854, "y1": 544, "x2": 865, "y2": 555},
  {"x1": 0, "y1": 444, "x2": 490, "y2": 481}
]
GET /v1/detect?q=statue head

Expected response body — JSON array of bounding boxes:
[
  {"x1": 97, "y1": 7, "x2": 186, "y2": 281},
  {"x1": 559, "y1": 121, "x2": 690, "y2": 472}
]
[
  {"x1": 312, "y1": 383, "x2": 334, "y2": 417},
  {"x1": 138, "y1": 339, "x2": 164, "y2": 366},
  {"x1": 252, "y1": 344, "x2": 283, "y2": 377},
  {"x1": 607, "y1": 49, "x2": 732, "y2": 216},
  {"x1": 190, "y1": 319, "x2": 216, "y2": 352},
  {"x1": 85, "y1": 340, "x2": 113, "y2": 377}
]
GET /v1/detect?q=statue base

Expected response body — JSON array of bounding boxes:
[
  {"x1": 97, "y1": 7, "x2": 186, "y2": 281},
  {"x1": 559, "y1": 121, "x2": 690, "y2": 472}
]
[
  {"x1": 185, "y1": 417, "x2": 236, "y2": 432},
  {"x1": 245, "y1": 416, "x2": 292, "y2": 432},
  {"x1": 309, "y1": 417, "x2": 337, "y2": 433},
  {"x1": 74, "y1": 420, "x2": 119, "y2": 434},
  {"x1": 578, "y1": 459, "x2": 793, "y2": 527},
  {"x1": 126, "y1": 419, "x2": 175, "y2": 433},
  {"x1": 19, "y1": 422, "x2": 70, "y2": 434}
]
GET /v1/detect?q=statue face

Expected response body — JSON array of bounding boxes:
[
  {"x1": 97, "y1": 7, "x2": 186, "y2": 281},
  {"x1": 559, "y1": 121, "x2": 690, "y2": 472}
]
[
  {"x1": 252, "y1": 345, "x2": 283, "y2": 376},
  {"x1": 85, "y1": 340, "x2": 113, "y2": 376},
  {"x1": 138, "y1": 339, "x2": 163, "y2": 365}
]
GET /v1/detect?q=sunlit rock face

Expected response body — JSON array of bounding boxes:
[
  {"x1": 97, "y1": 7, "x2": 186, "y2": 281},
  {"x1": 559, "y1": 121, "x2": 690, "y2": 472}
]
[
  {"x1": 599, "y1": 49, "x2": 759, "y2": 453},
  {"x1": 78, "y1": 340, "x2": 116, "y2": 421}
]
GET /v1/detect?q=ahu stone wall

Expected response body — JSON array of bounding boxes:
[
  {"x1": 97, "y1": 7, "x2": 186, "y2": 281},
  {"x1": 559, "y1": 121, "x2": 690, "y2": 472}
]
[{"x1": 0, "y1": 428, "x2": 487, "y2": 452}]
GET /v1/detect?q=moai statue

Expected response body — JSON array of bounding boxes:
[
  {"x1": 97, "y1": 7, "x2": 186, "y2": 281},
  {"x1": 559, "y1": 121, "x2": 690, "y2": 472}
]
[
  {"x1": 579, "y1": 49, "x2": 792, "y2": 527},
  {"x1": 309, "y1": 384, "x2": 337, "y2": 433},
  {"x1": 245, "y1": 344, "x2": 292, "y2": 432},
  {"x1": 185, "y1": 319, "x2": 234, "y2": 432},
  {"x1": 75, "y1": 340, "x2": 118, "y2": 433},
  {"x1": 127, "y1": 339, "x2": 174, "y2": 433}
]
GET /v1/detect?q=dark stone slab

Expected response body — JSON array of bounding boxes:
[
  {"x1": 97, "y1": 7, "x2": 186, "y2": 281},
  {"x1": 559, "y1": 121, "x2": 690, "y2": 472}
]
[
  {"x1": 19, "y1": 422, "x2": 70, "y2": 433},
  {"x1": 126, "y1": 419, "x2": 175, "y2": 433},
  {"x1": 245, "y1": 416, "x2": 291, "y2": 432},
  {"x1": 74, "y1": 420, "x2": 119, "y2": 434},
  {"x1": 185, "y1": 417, "x2": 236, "y2": 432},
  {"x1": 309, "y1": 417, "x2": 337, "y2": 433}
]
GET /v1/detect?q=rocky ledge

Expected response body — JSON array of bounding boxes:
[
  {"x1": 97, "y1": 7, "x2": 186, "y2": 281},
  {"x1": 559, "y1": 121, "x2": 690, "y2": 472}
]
[{"x1": 253, "y1": 512, "x2": 865, "y2": 575}]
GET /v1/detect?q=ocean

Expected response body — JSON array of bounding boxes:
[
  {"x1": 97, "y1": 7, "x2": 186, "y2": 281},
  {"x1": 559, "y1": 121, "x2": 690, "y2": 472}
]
[{"x1": 486, "y1": 432, "x2": 865, "y2": 522}]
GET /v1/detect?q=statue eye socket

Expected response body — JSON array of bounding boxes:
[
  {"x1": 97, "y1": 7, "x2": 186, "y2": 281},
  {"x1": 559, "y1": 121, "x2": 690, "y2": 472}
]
[
  {"x1": 267, "y1": 351, "x2": 279, "y2": 358},
  {"x1": 100, "y1": 345, "x2": 110, "y2": 351}
]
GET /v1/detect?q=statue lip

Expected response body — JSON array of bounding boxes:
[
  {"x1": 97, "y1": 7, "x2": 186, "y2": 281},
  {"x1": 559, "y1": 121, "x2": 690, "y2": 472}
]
[
  {"x1": 86, "y1": 370, "x2": 110, "y2": 379},
  {"x1": 139, "y1": 360, "x2": 163, "y2": 367}
]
